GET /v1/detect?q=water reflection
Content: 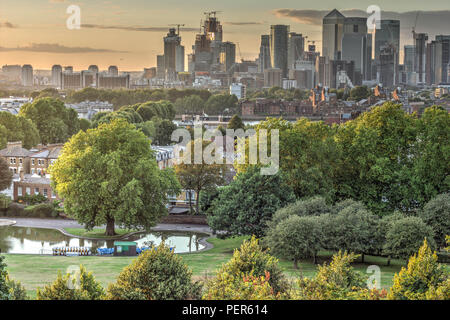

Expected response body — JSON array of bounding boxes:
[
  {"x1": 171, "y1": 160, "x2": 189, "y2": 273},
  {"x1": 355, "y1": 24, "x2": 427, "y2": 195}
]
[{"x1": 0, "y1": 226, "x2": 206, "y2": 254}]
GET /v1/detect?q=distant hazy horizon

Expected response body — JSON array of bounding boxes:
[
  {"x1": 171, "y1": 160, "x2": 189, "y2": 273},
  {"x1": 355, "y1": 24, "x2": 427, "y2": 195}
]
[{"x1": 1, "y1": 0, "x2": 449, "y2": 71}]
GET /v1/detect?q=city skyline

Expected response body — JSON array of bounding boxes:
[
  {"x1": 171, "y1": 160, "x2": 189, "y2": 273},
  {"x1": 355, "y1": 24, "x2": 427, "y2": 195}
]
[{"x1": 1, "y1": 0, "x2": 450, "y2": 70}]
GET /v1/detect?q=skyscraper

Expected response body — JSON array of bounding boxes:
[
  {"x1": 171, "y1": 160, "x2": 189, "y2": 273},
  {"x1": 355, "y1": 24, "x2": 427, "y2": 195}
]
[
  {"x1": 287, "y1": 32, "x2": 304, "y2": 70},
  {"x1": 51, "y1": 65, "x2": 62, "y2": 87},
  {"x1": 270, "y1": 25, "x2": 290, "y2": 78},
  {"x1": 322, "y1": 9, "x2": 345, "y2": 61},
  {"x1": 21, "y1": 65, "x2": 33, "y2": 87},
  {"x1": 220, "y1": 42, "x2": 236, "y2": 73},
  {"x1": 108, "y1": 65, "x2": 119, "y2": 76},
  {"x1": 164, "y1": 28, "x2": 182, "y2": 79},
  {"x1": 374, "y1": 20, "x2": 400, "y2": 85},
  {"x1": 258, "y1": 35, "x2": 271, "y2": 73},
  {"x1": 88, "y1": 65, "x2": 99, "y2": 73},
  {"x1": 414, "y1": 33, "x2": 428, "y2": 84},
  {"x1": 404, "y1": 45, "x2": 416, "y2": 72},
  {"x1": 341, "y1": 17, "x2": 369, "y2": 85}
]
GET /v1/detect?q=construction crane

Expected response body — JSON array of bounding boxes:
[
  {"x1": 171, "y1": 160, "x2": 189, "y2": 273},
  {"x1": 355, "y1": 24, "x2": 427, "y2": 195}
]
[
  {"x1": 412, "y1": 11, "x2": 420, "y2": 36},
  {"x1": 168, "y1": 24, "x2": 185, "y2": 36}
]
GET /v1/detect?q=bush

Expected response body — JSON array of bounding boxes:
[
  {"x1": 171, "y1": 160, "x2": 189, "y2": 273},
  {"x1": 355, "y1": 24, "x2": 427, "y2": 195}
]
[
  {"x1": 17, "y1": 193, "x2": 48, "y2": 205},
  {"x1": 294, "y1": 251, "x2": 367, "y2": 300},
  {"x1": 107, "y1": 242, "x2": 201, "y2": 300},
  {"x1": 388, "y1": 239, "x2": 449, "y2": 300},
  {"x1": 418, "y1": 193, "x2": 450, "y2": 248},
  {"x1": 5, "y1": 276, "x2": 27, "y2": 300},
  {"x1": 23, "y1": 203, "x2": 58, "y2": 218},
  {"x1": 0, "y1": 256, "x2": 9, "y2": 300},
  {"x1": 37, "y1": 265, "x2": 104, "y2": 300},
  {"x1": 383, "y1": 217, "x2": 436, "y2": 259},
  {"x1": 5, "y1": 202, "x2": 25, "y2": 217},
  {"x1": 203, "y1": 236, "x2": 289, "y2": 298}
]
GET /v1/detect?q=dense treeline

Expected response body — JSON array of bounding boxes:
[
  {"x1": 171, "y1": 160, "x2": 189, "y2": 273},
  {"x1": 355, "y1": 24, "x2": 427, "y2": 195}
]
[{"x1": 236, "y1": 102, "x2": 449, "y2": 215}]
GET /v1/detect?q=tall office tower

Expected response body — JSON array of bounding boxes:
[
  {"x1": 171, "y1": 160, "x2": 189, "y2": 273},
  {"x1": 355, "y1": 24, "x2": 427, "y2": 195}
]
[
  {"x1": 289, "y1": 60, "x2": 315, "y2": 89},
  {"x1": 81, "y1": 70, "x2": 96, "y2": 87},
  {"x1": 156, "y1": 55, "x2": 165, "y2": 79},
  {"x1": 64, "y1": 66, "x2": 73, "y2": 73},
  {"x1": 322, "y1": 9, "x2": 345, "y2": 61},
  {"x1": 287, "y1": 32, "x2": 304, "y2": 70},
  {"x1": 220, "y1": 41, "x2": 236, "y2": 73},
  {"x1": 108, "y1": 65, "x2": 119, "y2": 76},
  {"x1": 175, "y1": 46, "x2": 185, "y2": 73},
  {"x1": 341, "y1": 17, "x2": 369, "y2": 85},
  {"x1": 414, "y1": 33, "x2": 428, "y2": 84},
  {"x1": 88, "y1": 65, "x2": 99, "y2": 73},
  {"x1": 21, "y1": 65, "x2": 33, "y2": 87},
  {"x1": 374, "y1": 20, "x2": 400, "y2": 85},
  {"x1": 264, "y1": 68, "x2": 282, "y2": 88},
  {"x1": 379, "y1": 44, "x2": 397, "y2": 87},
  {"x1": 51, "y1": 65, "x2": 62, "y2": 87},
  {"x1": 270, "y1": 25, "x2": 290, "y2": 78},
  {"x1": 426, "y1": 42, "x2": 434, "y2": 85},
  {"x1": 316, "y1": 56, "x2": 331, "y2": 87},
  {"x1": 431, "y1": 35, "x2": 450, "y2": 85},
  {"x1": 404, "y1": 45, "x2": 416, "y2": 72},
  {"x1": 164, "y1": 28, "x2": 182, "y2": 79},
  {"x1": 258, "y1": 35, "x2": 271, "y2": 73}
]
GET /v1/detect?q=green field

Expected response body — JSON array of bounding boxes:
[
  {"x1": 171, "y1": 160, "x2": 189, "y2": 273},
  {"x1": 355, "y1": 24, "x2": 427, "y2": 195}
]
[{"x1": 3, "y1": 236, "x2": 408, "y2": 299}]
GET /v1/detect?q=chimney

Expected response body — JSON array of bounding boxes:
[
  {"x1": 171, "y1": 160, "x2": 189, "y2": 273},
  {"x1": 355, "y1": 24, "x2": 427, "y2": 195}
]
[
  {"x1": 19, "y1": 169, "x2": 24, "y2": 181},
  {"x1": 7, "y1": 141, "x2": 22, "y2": 150}
]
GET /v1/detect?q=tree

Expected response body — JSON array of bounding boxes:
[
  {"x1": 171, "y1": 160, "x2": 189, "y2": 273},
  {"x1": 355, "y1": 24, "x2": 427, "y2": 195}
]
[
  {"x1": 265, "y1": 215, "x2": 323, "y2": 267},
  {"x1": 152, "y1": 118, "x2": 178, "y2": 146},
  {"x1": 349, "y1": 86, "x2": 370, "y2": 101},
  {"x1": 204, "y1": 94, "x2": 237, "y2": 114},
  {"x1": 0, "y1": 256, "x2": 28, "y2": 300},
  {"x1": 79, "y1": 118, "x2": 91, "y2": 132},
  {"x1": 388, "y1": 239, "x2": 449, "y2": 300},
  {"x1": 328, "y1": 203, "x2": 380, "y2": 262},
  {"x1": 295, "y1": 251, "x2": 367, "y2": 300},
  {"x1": 175, "y1": 95, "x2": 205, "y2": 115},
  {"x1": 50, "y1": 119, "x2": 180, "y2": 236},
  {"x1": 174, "y1": 139, "x2": 225, "y2": 214},
  {"x1": 227, "y1": 114, "x2": 244, "y2": 130},
  {"x1": 107, "y1": 242, "x2": 201, "y2": 300},
  {"x1": 37, "y1": 265, "x2": 104, "y2": 300},
  {"x1": 0, "y1": 112, "x2": 40, "y2": 149},
  {"x1": 383, "y1": 217, "x2": 436, "y2": 259},
  {"x1": 418, "y1": 193, "x2": 450, "y2": 248},
  {"x1": 19, "y1": 97, "x2": 81, "y2": 144},
  {"x1": 334, "y1": 102, "x2": 417, "y2": 214},
  {"x1": 0, "y1": 158, "x2": 13, "y2": 191},
  {"x1": 203, "y1": 236, "x2": 288, "y2": 297},
  {"x1": 412, "y1": 106, "x2": 450, "y2": 206},
  {"x1": 207, "y1": 166, "x2": 295, "y2": 237}
]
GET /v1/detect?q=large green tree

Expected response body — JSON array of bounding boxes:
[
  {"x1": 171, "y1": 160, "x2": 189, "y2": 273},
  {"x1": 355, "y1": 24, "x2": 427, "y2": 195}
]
[
  {"x1": 418, "y1": 193, "x2": 450, "y2": 248},
  {"x1": 19, "y1": 97, "x2": 80, "y2": 145},
  {"x1": 0, "y1": 112, "x2": 39, "y2": 149},
  {"x1": 50, "y1": 119, "x2": 180, "y2": 236},
  {"x1": 0, "y1": 158, "x2": 13, "y2": 191},
  {"x1": 207, "y1": 166, "x2": 295, "y2": 237}
]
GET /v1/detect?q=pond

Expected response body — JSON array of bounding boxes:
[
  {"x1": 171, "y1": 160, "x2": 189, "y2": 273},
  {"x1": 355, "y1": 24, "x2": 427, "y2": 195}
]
[{"x1": 0, "y1": 226, "x2": 207, "y2": 255}]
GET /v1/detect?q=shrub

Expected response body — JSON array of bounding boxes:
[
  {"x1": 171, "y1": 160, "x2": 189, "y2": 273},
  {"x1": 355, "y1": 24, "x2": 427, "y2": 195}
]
[
  {"x1": 6, "y1": 276, "x2": 28, "y2": 300},
  {"x1": 294, "y1": 251, "x2": 367, "y2": 300},
  {"x1": 5, "y1": 202, "x2": 25, "y2": 217},
  {"x1": 17, "y1": 193, "x2": 48, "y2": 205},
  {"x1": 203, "y1": 236, "x2": 289, "y2": 297},
  {"x1": 418, "y1": 193, "x2": 450, "y2": 248},
  {"x1": 0, "y1": 255, "x2": 28, "y2": 300},
  {"x1": 107, "y1": 242, "x2": 201, "y2": 300},
  {"x1": 0, "y1": 256, "x2": 9, "y2": 300},
  {"x1": 383, "y1": 217, "x2": 436, "y2": 259},
  {"x1": 37, "y1": 265, "x2": 104, "y2": 300},
  {"x1": 23, "y1": 203, "x2": 58, "y2": 218},
  {"x1": 388, "y1": 239, "x2": 449, "y2": 300}
]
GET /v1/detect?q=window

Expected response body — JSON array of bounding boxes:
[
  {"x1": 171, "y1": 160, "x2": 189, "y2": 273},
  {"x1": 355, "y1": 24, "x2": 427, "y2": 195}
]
[
  {"x1": 31, "y1": 169, "x2": 34, "y2": 174},
  {"x1": 32, "y1": 159, "x2": 35, "y2": 165},
  {"x1": 43, "y1": 189, "x2": 48, "y2": 198},
  {"x1": 19, "y1": 158, "x2": 23, "y2": 164},
  {"x1": 35, "y1": 188, "x2": 39, "y2": 194},
  {"x1": 10, "y1": 158, "x2": 13, "y2": 164},
  {"x1": 18, "y1": 187, "x2": 22, "y2": 197},
  {"x1": 26, "y1": 187, "x2": 30, "y2": 195}
]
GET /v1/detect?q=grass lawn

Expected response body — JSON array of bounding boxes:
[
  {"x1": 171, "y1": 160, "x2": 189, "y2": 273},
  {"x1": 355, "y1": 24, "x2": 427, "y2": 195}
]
[
  {"x1": 63, "y1": 228, "x2": 137, "y2": 239},
  {"x1": 3, "y1": 236, "x2": 409, "y2": 299}
]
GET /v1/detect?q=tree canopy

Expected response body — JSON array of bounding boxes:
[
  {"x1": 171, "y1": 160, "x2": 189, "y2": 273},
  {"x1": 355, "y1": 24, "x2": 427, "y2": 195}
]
[{"x1": 50, "y1": 119, "x2": 180, "y2": 236}]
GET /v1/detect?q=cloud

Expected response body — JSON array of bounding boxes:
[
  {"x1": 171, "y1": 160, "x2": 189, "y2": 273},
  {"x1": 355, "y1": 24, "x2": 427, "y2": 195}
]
[
  {"x1": 0, "y1": 43, "x2": 126, "y2": 53},
  {"x1": 81, "y1": 24, "x2": 198, "y2": 32},
  {"x1": 0, "y1": 21, "x2": 17, "y2": 28}
]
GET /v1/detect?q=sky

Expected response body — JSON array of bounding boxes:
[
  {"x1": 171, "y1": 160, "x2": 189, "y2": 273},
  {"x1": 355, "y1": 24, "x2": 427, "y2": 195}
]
[{"x1": 0, "y1": 0, "x2": 449, "y2": 71}]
